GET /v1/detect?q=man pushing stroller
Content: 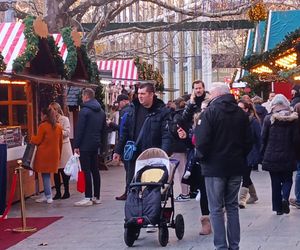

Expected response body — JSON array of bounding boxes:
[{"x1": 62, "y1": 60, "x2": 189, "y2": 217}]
[{"x1": 113, "y1": 82, "x2": 173, "y2": 198}]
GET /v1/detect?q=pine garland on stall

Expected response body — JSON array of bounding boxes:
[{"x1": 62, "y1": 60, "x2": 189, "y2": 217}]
[
  {"x1": 12, "y1": 16, "x2": 39, "y2": 73},
  {"x1": 61, "y1": 27, "x2": 77, "y2": 79}
]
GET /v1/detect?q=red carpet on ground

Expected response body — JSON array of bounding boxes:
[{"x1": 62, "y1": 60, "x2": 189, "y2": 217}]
[{"x1": 0, "y1": 217, "x2": 62, "y2": 249}]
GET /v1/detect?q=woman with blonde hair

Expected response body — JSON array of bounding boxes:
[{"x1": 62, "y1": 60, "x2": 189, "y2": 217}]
[
  {"x1": 31, "y1": 107, "x2": 62, "y2": 203},
  {"x1": 49, "y1": 102, "x2": 73, "y2": 199}
]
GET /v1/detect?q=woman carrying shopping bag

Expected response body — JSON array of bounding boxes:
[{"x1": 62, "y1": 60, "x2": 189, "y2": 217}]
[
  {"x1": 49, "y1": 102, "x2": 73, "y2": 199},
  {"x1": 31, "y1": 107, "x2": 63, "y2": 204}
]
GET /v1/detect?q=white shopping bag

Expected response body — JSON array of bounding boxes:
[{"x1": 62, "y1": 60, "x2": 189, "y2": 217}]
[{"x1": 64, "y1": 153, "x2": 81, "y2": 181}]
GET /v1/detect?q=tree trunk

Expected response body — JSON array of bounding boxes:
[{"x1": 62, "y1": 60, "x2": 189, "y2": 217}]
[{"x1": 44, "y1": 0, "x2": 69, "y2": 33}]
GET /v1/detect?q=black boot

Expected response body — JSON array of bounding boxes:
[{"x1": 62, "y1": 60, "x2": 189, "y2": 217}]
[
  {"x1": 53, "y1": 173, "x2": 61, "y2": 200},
  {"x1": 62, "y1": 186, "x2": 70, "y2": 199},
  {"x1": 61, "y1": 170, "x2": 70, "y2": 199},
  {"x1": 53, "y1": 191, "x2": 61, "y2": 200}
]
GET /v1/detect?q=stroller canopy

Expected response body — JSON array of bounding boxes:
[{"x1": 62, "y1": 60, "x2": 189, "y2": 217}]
[{"x1": 135, "y1": 148, "x2": 170, "y2": 176}]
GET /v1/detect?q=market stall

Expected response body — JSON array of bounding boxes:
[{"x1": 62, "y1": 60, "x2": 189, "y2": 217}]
[
  {"x1": 241, "y1": 10, "x2": 300, "y2": 98},
  {"x1": 0, "y1": 16, "x2": 67, "y2": 202}
]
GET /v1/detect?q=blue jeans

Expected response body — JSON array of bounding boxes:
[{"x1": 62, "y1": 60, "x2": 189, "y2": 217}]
[
  {"x1": 269, "y1": 171, "x2": 293, "y2": 212},
  {"x1": 42, "y1": 173, "x2": 52, "y2": 199},
  {"x1": 295, "y1": 161, "x2": 300, "y2": 203},
  {"x1": 205, "y1": 176, "x2": 242, "y2": 250}
]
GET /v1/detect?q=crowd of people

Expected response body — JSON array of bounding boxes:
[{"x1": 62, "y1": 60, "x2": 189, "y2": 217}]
[{"x1": 29, "y1": 82, "x2": 300, "y2": 250}]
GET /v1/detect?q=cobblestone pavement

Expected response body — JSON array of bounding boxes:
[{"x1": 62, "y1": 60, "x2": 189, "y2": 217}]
[{"x1": 6, "y1": 164, "x2": 300, "y2": 250}]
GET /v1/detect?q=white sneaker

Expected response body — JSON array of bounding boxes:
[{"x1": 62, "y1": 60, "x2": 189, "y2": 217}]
[
  {"x1": 35, "y1": 196, "x2": 47, "y2": 203},
  {"x1": 92, "y1": 197, "x2": 101, "y2": 204},
  {"x1": 46, "y1": 198, "x2": 53, "y2": 204},
  {"x1": 74, "y1": 198, "x2": 93, "y2": 206}
]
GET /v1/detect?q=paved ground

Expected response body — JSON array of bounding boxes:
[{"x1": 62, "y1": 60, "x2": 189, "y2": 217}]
[{"x1": 5, "y1": 163, "x2": 300, "y2": 250}]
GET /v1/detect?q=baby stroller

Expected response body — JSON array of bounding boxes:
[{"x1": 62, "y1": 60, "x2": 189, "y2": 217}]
[{"x1": 124, "y1": 148, "x2": 184, "y2": 247}]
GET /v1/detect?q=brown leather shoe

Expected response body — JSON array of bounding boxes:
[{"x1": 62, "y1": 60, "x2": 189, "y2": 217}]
[{"x1": 115, "y1": 193, "x2": 127, "y2": 201}]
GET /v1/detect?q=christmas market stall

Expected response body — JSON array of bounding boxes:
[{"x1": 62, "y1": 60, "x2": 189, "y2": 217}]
[
  {"x1": 97, "y1": 57, "x2": 164, "y2": 106},
  {"x1": 0, "y1": 16, "x2": 68, "y2": 203},
  {"x1": 53, "y1": 27, "x2": 100, "y2": 144},
  {"x1": 240, "y1": 9, "x2": 300, "y2": 99}
]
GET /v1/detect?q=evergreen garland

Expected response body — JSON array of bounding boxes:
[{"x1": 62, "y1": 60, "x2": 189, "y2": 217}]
[
  {"x1": 0, "y1": 53, "x2": 6, "y2": 72},
  {"x1": 79, "y1": 44, "x2": 104, "y2": 105},
  {"x1": 47, "y1": 36, "x2": 64, "y2": 77},
  {"x1": 12, "y1": 15, "x2": 39, "y2": 73},
  {"x1": 241, "y1": 27, "x2": 300, "y2": 70},
  {"x1": 134, "y1": 57, "x2": 164, "y2": 91},
  {"x1": 61, "y1": 27, "x2": 77, "y2": 79}
]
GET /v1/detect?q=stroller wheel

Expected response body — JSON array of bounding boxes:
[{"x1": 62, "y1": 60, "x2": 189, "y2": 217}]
[
  {"x1": 158, "y1": 225, "x2": 169, "y2": 247},
  {"x1": 124, "y1": 227, "x2": 136, "y2": 247},
  {"x1": 175, "y1": 214, "x2": 184, "y2": 240},
  {"x1": 134, "y1": 227, "x2": 141, "y2": 240}
]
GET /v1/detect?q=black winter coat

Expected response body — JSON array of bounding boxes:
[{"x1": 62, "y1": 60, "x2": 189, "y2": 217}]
[
  {"x1": 74, "y1": 99, "x2": 107, "y2": 152},
  {"x1": 182, "y1": 92, "x2": 207, "y2": 126},
  {"x1": 261, "y1": 106, "x2": 299, "y2": 172},
  {"x1": 169, "y1": 109, "x2": 190, "y2": 153},
  {"x1": 195, "y1": 94, "x2": 252, "y2": 177},
  {"x1": 247, "y1": 116, "x2": 262, "y2": 167},
  {"x1": 114, "y1": 97, "x2": 173, "y2": 157}
]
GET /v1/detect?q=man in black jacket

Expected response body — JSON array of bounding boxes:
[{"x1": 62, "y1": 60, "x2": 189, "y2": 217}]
[
  {"x1": 182, "y1": 80, "x2": 208, "y2": 124},
  {"x1": 113, "y1": 83, "x2": 172, "y2": 197},
  {"x1": 110, "y1": 94, "x2": 134, "y2": 200},
  {"x1": 195, "y1": 83, "x2": 252, "y2": 250},
  {"x1": 74, "y1": 88, "x2": 107, "y2": 206}
]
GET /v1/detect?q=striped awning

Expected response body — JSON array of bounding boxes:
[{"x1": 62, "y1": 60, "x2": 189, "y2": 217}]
[
  {"x1": 52, "y1": 33, "x2": 68, "y2": 62},
  {"x1": 0, "y1": 22, "x2": 26, "y2": 72},
  {"x1": 97, "y1": 59, "x2": 138, "y2": 86},
  {"x1": 0, "y1": 22, "x2": 68, "y2": 73}
]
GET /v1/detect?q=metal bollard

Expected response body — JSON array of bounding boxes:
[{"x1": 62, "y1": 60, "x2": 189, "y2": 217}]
[{"x1": 13, "y1": 160, "x2": 37, "y2": 233}]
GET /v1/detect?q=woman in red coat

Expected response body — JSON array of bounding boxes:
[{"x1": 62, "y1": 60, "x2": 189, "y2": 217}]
[{"x1": 31, "y1": 107, "x2": 62, "y2": 204}]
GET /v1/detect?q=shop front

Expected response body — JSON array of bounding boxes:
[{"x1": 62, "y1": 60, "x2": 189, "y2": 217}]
[{"x1": 0, "y1": 16, "x2": 66, "y2": 204}]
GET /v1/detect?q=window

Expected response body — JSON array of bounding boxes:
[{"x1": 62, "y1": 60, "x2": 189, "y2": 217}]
[{"x1": 0, "y1": 83, "x2": 31, "y2": 136}]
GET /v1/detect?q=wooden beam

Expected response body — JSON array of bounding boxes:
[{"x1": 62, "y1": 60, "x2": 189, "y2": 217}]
[{"x1": 82, "y1": 20, "x2": 254, "y2": 32}]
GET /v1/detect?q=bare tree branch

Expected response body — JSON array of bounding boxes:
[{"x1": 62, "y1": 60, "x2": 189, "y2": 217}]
[{"x1": 141, "y1": 0, "x2": 260, "y2": 18}]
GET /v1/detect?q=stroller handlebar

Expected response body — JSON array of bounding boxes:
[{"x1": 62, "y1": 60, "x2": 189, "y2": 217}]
[{"x1": 129, "y1": 182, "x2": 164, "y2": 188}]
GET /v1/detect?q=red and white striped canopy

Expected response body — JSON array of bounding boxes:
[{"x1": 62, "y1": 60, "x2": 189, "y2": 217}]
[
  {"x1": 0, "y1": 22, "x2": 26, "y2": 72},
  {"x1": 52, "y1": 33, "x2": 68, "y2": 62},
  {"x1": 0, "y1": 22, "x2": 68, "y2": 72},
  {"x1": 97, "y1": 59, "x2": 138, "y2": 86}
]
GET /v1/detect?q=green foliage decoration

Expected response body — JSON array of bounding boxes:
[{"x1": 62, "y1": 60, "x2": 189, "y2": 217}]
[
  {"x1": 0, "y1": 53, "x2": 6, "y2": 72},
  {"x1": 134, "y1": 57, "x2": 164, "y2": 91},
  {"x1": 241, "y1": 27, "x2": 300, "y2": 70},
  {"x1": 47, "y1": 36, "x2": 64, "y2": 77},
  {"x1": 79, "y1": 44, "x2": 104, "y2": 105},
  {"x1": 61, "y1": 27, "x2": 77, "y2": 79},
  {"x1": 12, "y1": 15, "x2": 39, "y2": 73}
]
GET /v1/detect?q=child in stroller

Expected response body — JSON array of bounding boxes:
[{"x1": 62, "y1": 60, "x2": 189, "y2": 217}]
[{"x1": 124, "y1": 148, "x2": 185, "y2": 247}]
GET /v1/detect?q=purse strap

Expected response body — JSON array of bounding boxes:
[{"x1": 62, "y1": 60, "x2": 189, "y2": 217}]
[{"x1": 135, "y1": 116, "x2": 150, "y2": 147}]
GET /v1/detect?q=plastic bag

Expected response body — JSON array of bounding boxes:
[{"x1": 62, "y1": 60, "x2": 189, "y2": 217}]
[{"x1": 64, "y1": 154, "x2": 80, "y2": 181}]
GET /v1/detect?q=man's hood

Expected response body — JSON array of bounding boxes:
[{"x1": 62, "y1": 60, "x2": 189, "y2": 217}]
[
  {"x1": 210, "y1": 94, "x2": 239, "y2": 113},
  {"x1": 82, "y1": 99, "x2": 102, "y2": 112}
]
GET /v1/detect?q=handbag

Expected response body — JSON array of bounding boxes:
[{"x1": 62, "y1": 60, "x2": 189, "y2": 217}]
[
  {"x1": 123, "y1": 117, "x2": 149, "y2": 161},
  {"x1": 21, "y1": 143, "x2": 37, "y2": 170},
  {"x1": 77, "y1": 168, "x2": 85, "y2": 193}
]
